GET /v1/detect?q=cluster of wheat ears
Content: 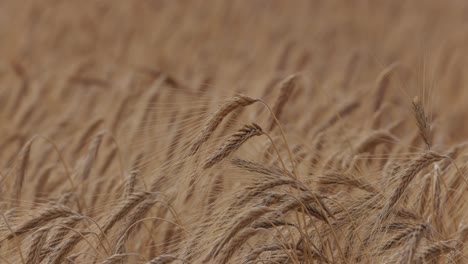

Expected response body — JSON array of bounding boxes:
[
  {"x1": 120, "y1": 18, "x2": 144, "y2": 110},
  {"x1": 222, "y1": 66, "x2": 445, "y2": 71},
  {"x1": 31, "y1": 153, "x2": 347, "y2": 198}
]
[{"x1": 1, "y1": 1, "x2": 468, "y2": 263}]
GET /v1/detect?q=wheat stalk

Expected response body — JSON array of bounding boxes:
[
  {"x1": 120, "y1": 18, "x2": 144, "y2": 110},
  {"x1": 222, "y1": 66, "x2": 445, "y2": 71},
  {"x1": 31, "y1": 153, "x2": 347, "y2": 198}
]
[{"x1": 207, "y1": 206, "x2": 273, "y2": 259}]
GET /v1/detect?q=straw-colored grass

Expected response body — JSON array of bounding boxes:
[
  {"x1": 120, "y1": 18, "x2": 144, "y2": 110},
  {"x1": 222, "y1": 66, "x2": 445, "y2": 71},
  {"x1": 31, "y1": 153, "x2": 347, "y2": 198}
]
[{"x1": 0, "y1": 1, "x2": 467, "y2": 263}]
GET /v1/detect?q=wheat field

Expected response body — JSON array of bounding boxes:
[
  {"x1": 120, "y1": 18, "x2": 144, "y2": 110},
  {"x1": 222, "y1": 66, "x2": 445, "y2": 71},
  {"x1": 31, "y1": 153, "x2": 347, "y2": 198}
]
[{"x1": 0, "y1": 1, "x2": 468, "y2": 263}]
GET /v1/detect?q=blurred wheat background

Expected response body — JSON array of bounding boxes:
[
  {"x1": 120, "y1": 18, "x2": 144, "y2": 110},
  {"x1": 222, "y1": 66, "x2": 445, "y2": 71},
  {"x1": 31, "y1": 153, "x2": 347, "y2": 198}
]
[{"x1": 0, "y1": 1, "x2": 468, "y2": 263}]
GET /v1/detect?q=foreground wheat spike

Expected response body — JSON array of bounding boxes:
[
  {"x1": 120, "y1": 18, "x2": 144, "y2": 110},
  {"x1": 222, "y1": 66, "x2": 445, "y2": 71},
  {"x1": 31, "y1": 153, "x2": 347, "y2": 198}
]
[
  {"x1": 46, "y1": 232, "x2": 83, "y2": 264},
  {"x1": 203, "y1": 123, "x2": 264, "y2": 169},
  {"x1": 147, "y1": 254, "x2": 178, "y2": 264},
  {"x1": 412, "y1": 96, "x2": 431, "y2": 149},
  {"x1": 380, "y1": 223, "x2": 429, "y2": 251},
  {"x1": 5, "y1": 204, "x2": 76, "y2": 240},
  {"x1": 399, "y1": 223, "x2": 428, "y2": 263},
  {"x1": 432, "y1": 166, "x2": 443, "y2": 230},
  {"x1": 243, "y1": 243, "x2": 284, "y2": 262},
  {"x1": 231, "y1": 158, "x2": 286, "y2": 177},
  {"x1": 101, "y1": 253, "x2": 129, "y2": 264},
  {"x1": 2, "y1": 3, "x2": 468, "y2": 262},
  {"x1": 381, "y1": 151, "x2": 444, "y2": 221},
  {"x1": 101, "y1": 191, "x2": 150, "y2": 236},
  {"x1": 113, "y1": 197, "x2": 159, "y2": 255},
  {"x1": 416, "y1": 240, "x2": 461, "y2": 263},
  {"x1": 232, "y1": 176, "x2": 308, "y2": 208},
  {"x1": 190, "y1": 95, "x2": 257, "y2": 156},
  {"x1": 25, "y1": 226, "x2": 50, "y2": 264},
  {"x1": 40, "y1": 215, "x2": 84, "y2": 262},
  {"x1": 219, "y1": 227, "x2": 266, "y2": 263},
  {"x1": 318, "y1": 172, "x2": 376, "y2": 193},
  {"x1": 416, "y1": 174, "x2": 432, "y2": 216},
  {"x1": 207, "y1": 206, "x2": 273, "y2": 259}
]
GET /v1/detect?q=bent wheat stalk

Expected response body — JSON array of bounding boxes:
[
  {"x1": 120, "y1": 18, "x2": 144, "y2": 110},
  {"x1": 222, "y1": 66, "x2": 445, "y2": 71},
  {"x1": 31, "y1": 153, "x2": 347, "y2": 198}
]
[{"x1": 380, "y1": 151, "x2": 443, "y2": 222}]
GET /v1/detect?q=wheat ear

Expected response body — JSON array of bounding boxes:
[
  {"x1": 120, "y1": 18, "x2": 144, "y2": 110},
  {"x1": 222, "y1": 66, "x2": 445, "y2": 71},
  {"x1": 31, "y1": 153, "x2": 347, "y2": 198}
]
[
  {"x1": 147, "y1": 254, "x2": 180, "y2": 264},
  {"x1": 203, "y1": 123, "x2": 263, "y2": 169},
  {"x1": 207, "y1": 206, "x2": 273, "y2": 259},
  {"x1": 412, "y1": 96, "x2": 431, "y2": 150},
  {"x1": 190, "y1": 95, "x2": 257, "y2": 156},
  {"x1": 416, "y1": 240, "x2": 461, "y2": 263},
  {"x1": 400, "y1": 224, "x2": 428, "y2": 263},
  {"x1": 101, "y1": 191, "x2": 149, "y2": 236},
  {"x1": 5, "y1": 204, "x2": 75, "y2": 240},
  {"x1": 40, "y1": 215, "x2": 83, "y2": 262},
  {"x1": 25, "y1": 227, "x2": 50, "y2": 264},
  {"x1": 219, "y1": 227, "x2": 266, "y2": 263}
]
